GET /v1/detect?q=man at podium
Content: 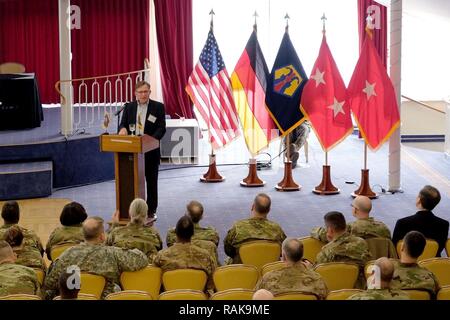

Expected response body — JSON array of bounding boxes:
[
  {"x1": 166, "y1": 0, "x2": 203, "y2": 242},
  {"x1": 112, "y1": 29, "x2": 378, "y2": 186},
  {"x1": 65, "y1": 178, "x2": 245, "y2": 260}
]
[{"x1": 118, "y1": 81, "x2": 166, "y2": 220}]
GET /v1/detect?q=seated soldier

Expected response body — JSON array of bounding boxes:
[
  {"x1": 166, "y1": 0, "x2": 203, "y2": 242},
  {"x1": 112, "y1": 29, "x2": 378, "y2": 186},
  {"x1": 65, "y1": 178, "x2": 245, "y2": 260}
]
[
  {"x1": 315, "y1": 211, "x2": 372, "y2": 289},
  {"x1": 390, "y1": 231, "x2": 439, "y2": 297},
  {"x1": 0, "y1": 240, "x2": 42, "y2": 297},
  {"x1": 58, "y1": 269, "x2": 80, "y2": 300},
  {"x1": 255, "y1": 238, "x2": 328, "y2": 299},
  {"x1": 153, "y1": 215, "x2": 216, "y2": 293},
  {"x1": 347, "y1": 257, "x2": 409, "y2": 300},
  {"x1": 0, "y1": 201, "x2": 44, "y2": 255},
  {"x1": 45, "y1": 201, "x2": 87, "y2": 260},
  {"x1": 43, "y1": 216, "x2": 149, "y2": 299},
  {"x1": 106, "y1": 198, "x2": 162, "y2": 260},
  {"x1": 4, "y1": 225, "x2": 46, "y2": 272},
  {"x1": 224, "y1": 193, "x2": 286, "y2": 264}
]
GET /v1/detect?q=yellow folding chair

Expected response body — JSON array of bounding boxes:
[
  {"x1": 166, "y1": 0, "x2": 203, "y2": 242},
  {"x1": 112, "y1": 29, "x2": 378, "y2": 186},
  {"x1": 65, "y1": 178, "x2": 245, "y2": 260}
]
[
  {"x1": 105, "y1": 290, "x2": 153, "y2": 300},
  {"x1": 261, "y1": 261, "x2": 286, "y2": 276},
  {"x1": 298, "y1": 236, "x2": 325, "y2": 263},
  {"x1": 401, "y1": 289, "x2": 430, "y2": 300},
  {"x1": 239, "y1": 240, "x2": 281, "y2": 271},
  {"x1": 33, "y1": 268, "x2": 45, "y2": 286},
  {"x1": 158, "y1": 289, "x2": 207, "y2": 300},
  {"x1": 446, "y1": 239, "x2": 450, "y2": 257},
  {"x1": 314, "y1": 262, "x2": 359, "y2": 291},
  {"x1": 326, "y1": 289, "x2": 364, "y2": 300},
  {"x1": 0, "y1": 294, "x2": 41, "y2": 300},
  {"x1": 53, "y1": 293, "x2": 97, "y2": 300},
  {"x1": 79, "y1": 273, "x2": 106, "y2": 299},
  {"x1": 50, "y1": 243, "x2": 77, "y2": 260},
  {"x1": 213, "y1": 264, "x2": 259, "y2": 291},
  {"x1": 210, "y1": 289, "x2": 255, "y2": 300},
  {"x1": 162, "y1": 269, "x2": 207, "y2": 291},
  {"x1": 273, "y1": 291, "x2": 318, "y2": 300},
  {"x1": 437, "y1": 286, "x2": 450, "y2": 300},
  {"x1": 418, "y1": 258, "x2": 450, "y2": 286},
  {"x1": 120, "y1": 265, "x2": 162, "y2": 299},
  {"x1": 396, "y1": 239, "x2": 439, "y2": 261}
]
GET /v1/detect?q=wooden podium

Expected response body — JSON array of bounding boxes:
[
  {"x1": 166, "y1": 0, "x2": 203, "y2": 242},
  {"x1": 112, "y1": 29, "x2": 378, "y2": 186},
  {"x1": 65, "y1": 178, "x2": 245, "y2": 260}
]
[{"x1": 100, "y1": 134, "x2": 159, "y2": 222}]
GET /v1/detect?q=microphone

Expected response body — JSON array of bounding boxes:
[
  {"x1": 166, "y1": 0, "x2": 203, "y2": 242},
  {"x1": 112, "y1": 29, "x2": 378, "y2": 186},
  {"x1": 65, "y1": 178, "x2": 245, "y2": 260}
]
[
  {"x1": 114, "y1": 104, "x2": 126, "y2": 116},
  {"x1": 175, "y1": 113, "x2": 185, "y2": 121}
]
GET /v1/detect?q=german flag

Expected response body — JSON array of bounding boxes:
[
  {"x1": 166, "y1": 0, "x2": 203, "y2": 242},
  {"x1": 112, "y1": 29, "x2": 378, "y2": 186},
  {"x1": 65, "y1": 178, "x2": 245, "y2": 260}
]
[{"x1": 231, "y1": 28, "x2": 278, "y2": 156}]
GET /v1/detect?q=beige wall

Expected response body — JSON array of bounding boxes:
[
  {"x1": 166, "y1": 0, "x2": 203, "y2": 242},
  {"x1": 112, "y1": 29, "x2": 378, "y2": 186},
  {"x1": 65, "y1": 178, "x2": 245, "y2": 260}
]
[{"x1": 401, "y1": 100, "x2": 446, "y2": 135}]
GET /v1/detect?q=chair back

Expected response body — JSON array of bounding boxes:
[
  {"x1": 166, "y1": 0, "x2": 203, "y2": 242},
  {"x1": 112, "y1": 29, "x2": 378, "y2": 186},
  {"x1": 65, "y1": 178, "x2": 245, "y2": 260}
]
[
  {"x1": 213, "y1": 264, "x2": 259, "y2": 291},
  {"x1": 210, "y1": 289, "x2": 255, "y2": 300},
  {"x1": 33, "y1": 268, "x2": 45, "y2": 286},
  {"x1": 162, "y1": 269, "x2": 207, "y2": 291},
  {"x1": 261, "y1": 261, "x2": 286, "y2": 276},
  {"x1": 418, "y1": 258, "x2": 450, "y2": 286},
  {"x1": 298, "y1": 236, "x2": 325, "y2": 263},
  {"x1": 158, "y1": 289, "x2": 207, "y2": 300},
  {"x1": 0, "y1": 62, "x2": 25, "y2": 74},
  {"x1": 79, "y1": 273, "x2": 106, "y2": 299},
  {"x1": 437, "y1": 285, "x2": 450, "y2": 300},
  {"x1": 53, "y1": 293, "x2": 97, "y2": 300},
  {"x1": 105, "y1": 290, "x2": 153, "y2": 300},
  {"x1": 396, "y1": 239, "x2": 439, "y2": 261},
  {"x1": 50, "y1": 243, "x2": 77, "y2": 260},
  {"x1": 446, "y1": 239, "x2": 450, "y2": 257},
  {"x1": 273, "y1": 291, "x2": 318, "y2": 300},
  {"x1": 0, "y1": 294, "x2": 40, "y2": 300},
  {"x1": 326, "y1": 289, "x2": 364, "y2": 300},
  {"x1": 314, "y1": 262, "x2": 359, "y2": 291},
  {"x1": 120, "y1": 265, "x2": 162, "y2": 299},
  {"x1": 365, "y1": 237, "x2": 398, "y2": 259},
  {"x1": 401, "y1": 289, "x2": 430, "y2": 300},
  {"x1": 239, "y1": 240, "x2": 281, "y2": 271}
]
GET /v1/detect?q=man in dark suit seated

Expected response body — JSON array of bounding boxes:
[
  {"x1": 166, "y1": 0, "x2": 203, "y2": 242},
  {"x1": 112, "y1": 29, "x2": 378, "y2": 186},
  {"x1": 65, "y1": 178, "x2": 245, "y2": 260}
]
[{"x1": 392, "y1": 185, "x2": 449, "y2": 257}]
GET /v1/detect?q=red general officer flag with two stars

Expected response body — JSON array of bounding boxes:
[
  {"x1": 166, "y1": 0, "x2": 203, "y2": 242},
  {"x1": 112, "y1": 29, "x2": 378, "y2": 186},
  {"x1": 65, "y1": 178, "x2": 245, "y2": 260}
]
[
  {"x1": 301, "y1": 35, "x2": 352, "y2": 151},
  {"x1": 347, "y1": 34, "x2": 400, "y2": 150}
]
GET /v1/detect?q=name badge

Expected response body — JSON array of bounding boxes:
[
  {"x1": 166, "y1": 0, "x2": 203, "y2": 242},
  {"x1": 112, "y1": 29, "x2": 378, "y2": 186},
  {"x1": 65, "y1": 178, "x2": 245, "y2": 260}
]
[{"x1": 148, "y1": 114, "x2": 157, "y2": 123}]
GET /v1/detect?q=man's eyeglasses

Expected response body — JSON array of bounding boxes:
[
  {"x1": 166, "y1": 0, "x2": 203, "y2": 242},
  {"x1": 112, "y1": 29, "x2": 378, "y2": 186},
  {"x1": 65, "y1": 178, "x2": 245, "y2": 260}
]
[{"x1": 136, "y1": 90, "x2": 150, "y2": 94}]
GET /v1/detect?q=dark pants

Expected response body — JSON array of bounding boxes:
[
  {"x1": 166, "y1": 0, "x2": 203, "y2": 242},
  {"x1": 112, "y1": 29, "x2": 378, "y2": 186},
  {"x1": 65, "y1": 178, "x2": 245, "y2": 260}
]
[{"x1": 145, "y1": 149, "x2": 160, "y2": 215}]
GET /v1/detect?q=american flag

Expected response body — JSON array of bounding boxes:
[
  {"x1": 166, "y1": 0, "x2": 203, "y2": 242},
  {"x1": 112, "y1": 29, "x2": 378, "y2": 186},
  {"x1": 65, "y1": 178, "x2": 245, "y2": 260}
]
[{"x1": 186, "y1": 30, "x2": 240, "y2": 149}]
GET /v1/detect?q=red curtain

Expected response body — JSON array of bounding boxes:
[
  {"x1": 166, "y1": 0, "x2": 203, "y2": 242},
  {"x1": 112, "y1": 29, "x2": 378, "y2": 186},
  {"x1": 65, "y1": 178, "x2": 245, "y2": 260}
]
[
  {"x1": 154, "y1": 0, "x2": 193, "y2": 119},
  {"x1": 70, "y1": 0, "x2": 149, "y2": 103},
  {"x1": 358, "y1": 0, "x2": 387, "y2": 67},
  {"x1": 0, "y1": 0, "x2": 60, "y2": 103}
]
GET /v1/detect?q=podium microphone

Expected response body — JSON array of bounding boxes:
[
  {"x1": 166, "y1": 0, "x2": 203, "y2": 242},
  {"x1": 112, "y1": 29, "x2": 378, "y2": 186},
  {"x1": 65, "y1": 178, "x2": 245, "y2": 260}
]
[{"x1": 114, "y1": 104, "x2": 126, "y2": 116}]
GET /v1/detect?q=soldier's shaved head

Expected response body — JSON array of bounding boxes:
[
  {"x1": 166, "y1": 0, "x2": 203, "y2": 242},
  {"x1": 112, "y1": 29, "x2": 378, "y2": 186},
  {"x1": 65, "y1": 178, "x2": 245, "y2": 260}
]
[
  {"x1": 82, "y1": 217, "x2": 105, "y2": 242},
  {"x1": 252, "y1": 289, "x2": 274, "y2": 300},
  {"x1": 375, "y1": 257, "x2": 395, "y2": 284},
  {"x1": 353, "y1": 196, "x2": 372, "y2": 215},
  {"x1": 129, "y1": 198, "x2": 148, "y2": 224},
  {"x1": 253, "y1": 193, "x2": 271, "y2": 215},
  {"x1": 186, "y1": 200, "x2": 204, "y2": 223},
  {"x1": 0, "y1": 240, "x2": 16, "y2": 263},
  {"x1": 282, "y1": 238, "x2": 304, "y2": 263}
]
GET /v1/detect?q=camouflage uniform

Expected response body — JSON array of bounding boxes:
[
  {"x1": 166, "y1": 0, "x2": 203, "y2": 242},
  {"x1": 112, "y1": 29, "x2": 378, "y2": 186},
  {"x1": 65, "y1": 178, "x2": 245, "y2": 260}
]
[
  {"x1": 0, "y1": 263, "x2": 42, "y2": 297},
  {"x1": 347, "y1": 288, "x2": 409, "y2": 300},
  {"x1": 106, "y1": 222, "x2": 162, "y2": 260},
  {"x1": 390, "y1": 260, "x2": 439, "y2": 296},
  {"x1": 13, "y1": 246, "x2": 47, "y2": 272},
  {"x1": 316, "y1": 232, "x2": 372, "y2": 289},
  {"x1": 153, "y1": 242, "x2": 217, "y2": 292},
  {"x1": 311, "y1": 217, "x2": 391, "y2": 243},
  {"x1": 45, "y1": 225, "x2": 84, "y2": 259},
  {"x1": 43, "y1": 242, "x2": 148, "y2": 299},
  {"x1": 0, "y1": 224, "x2": 44, "y2": 255},
  {"x1": 255, "y1": 263, "x2": 328, "y2": 299},
  {"x1": 192, "y1": 239, "x2": 220, "y2": 266},
  {"x1": 224, "y1": 217, "x2": 287, "y2": 264},
  {"x1": 166, "y1": 222, "x2": 220, "y2": 247}
]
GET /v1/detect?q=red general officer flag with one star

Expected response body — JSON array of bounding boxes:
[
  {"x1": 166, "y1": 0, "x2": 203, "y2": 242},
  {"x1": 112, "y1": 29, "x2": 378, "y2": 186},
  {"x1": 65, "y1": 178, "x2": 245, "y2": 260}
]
[
  {"x1": 347, "y1": 34, "x2": 400, "y2": 150},
  {"x1": 301, "y1": 35, "x2": 352, "y2": 151}
]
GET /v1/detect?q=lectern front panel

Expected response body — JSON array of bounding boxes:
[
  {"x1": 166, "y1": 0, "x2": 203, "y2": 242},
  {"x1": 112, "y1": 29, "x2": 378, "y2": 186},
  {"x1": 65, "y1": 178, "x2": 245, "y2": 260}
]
[{"x1": 117, "y1": 153, "x2": 135, "y2": 220}]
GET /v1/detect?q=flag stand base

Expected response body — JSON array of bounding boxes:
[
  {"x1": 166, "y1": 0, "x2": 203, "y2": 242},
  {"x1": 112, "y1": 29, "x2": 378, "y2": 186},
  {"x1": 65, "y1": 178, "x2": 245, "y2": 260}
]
[
  {"x1": 240, "y1": 159, "x2": 265, "y2": 187},
  {"x1": 200, "y1": 154, "x2": 224, "y2": 182},
  {"x1": 313, "y1": 165, "x2": 340, "y2": 195},
  {"x1": 351, "y1": 169, "x2": 378, "y2": 199},
  {"x1": 275, "y1": 161, "x2": 300, "y2": 191}
]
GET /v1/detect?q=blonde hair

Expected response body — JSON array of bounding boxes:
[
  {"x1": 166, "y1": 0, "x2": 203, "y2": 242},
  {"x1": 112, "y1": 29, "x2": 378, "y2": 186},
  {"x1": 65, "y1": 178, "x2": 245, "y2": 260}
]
[{"x1": 129, "y1": 198, "x2": 148, "y2": 224}]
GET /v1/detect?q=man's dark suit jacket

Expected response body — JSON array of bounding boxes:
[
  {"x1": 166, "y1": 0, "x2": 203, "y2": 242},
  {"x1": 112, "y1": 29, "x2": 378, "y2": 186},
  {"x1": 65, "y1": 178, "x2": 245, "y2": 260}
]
[
  {"x1": 119, "y1": 99, "x2": 166, "y2": 158},
  {"x1": 392, "y1": 210, "x2": 449, "y2": 257}
]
